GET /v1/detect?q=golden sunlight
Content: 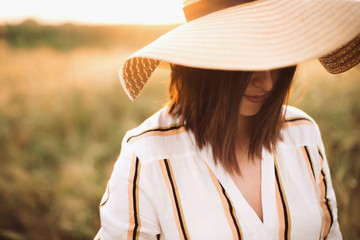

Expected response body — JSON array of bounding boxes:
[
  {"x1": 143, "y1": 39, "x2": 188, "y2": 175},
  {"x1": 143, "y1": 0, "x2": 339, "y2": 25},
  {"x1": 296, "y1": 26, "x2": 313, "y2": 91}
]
[{"x1": 0, "y1": 0, "x2": 186, "y2": 25}]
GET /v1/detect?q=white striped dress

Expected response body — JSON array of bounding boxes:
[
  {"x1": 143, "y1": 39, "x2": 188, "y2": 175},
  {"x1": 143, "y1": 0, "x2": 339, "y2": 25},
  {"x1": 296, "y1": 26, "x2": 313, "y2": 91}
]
[{"x1": 95, "y1": 106, "x2": 341, "y2": 240}]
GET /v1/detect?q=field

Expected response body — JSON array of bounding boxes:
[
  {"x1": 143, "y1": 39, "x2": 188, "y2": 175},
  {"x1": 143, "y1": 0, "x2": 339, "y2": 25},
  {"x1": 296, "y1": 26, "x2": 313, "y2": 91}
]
[{"x1": 0, "y1": 20, "x2": 359, "y2": 239}]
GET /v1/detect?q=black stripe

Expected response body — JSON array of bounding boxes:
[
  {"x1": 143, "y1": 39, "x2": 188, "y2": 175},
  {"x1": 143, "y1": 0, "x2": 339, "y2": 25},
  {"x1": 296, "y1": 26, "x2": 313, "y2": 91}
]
[
  {"x1": 304, "y1": 146, "x2": 315, "y2": 178},
  {"x1": 285, "y1": 117, "x2": 313, "y2": 123},
  {"x1": 126, "y1": 124, "x2": 183, "y2": 142},
  {"x1": 132, "y1": 157, "x2": 140, "y2": 240},
  {"x1": 321, "y1": 169, "x2": 334, "y2": 232},
  {"x1": 100, "y1": 184, "x2": 110, "y2": 206},
  {"x1": 318, "y1": 150, "x2": 334, "y2": 239},
  {"x1": 318, "y1": 148, "x2": 324, "y2": 160},
  {"x1": 275, "y1": 164, "x2": 290, "y2": 240},
  {"x1": 218, "y1": 181, "x2": 242, "y2": 240},
  {"x1": 164, "y1": 159, "x2": 188, "y2": 240}
]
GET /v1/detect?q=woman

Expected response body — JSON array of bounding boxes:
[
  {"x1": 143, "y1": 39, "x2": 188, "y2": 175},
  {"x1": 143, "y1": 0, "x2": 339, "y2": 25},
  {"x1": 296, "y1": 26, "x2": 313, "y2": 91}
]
[{"x1": 96, "y1": 0, "x2": 360, "y2": 239}]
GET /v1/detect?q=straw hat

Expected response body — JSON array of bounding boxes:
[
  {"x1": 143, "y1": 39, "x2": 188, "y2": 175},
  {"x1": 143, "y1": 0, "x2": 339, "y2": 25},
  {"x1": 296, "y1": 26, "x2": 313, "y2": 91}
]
[
  {"x1": 319, "y1": 34, "x2": 360, "y2": 74},
  {"x1": 119, "y1": 0, "x2": 360, "y2": 100}
]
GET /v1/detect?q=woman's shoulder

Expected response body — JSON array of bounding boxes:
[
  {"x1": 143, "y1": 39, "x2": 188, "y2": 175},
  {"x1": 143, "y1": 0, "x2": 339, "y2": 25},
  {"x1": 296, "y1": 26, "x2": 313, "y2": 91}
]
[
  {"x1": 122, "y1": 107, "x2": 193, "y2": 165},
  {"x1": 284, "y1": 105, "x2": 315, "y2": 123},
  {"x1": 124, "y1": 107, "x2": 182, "y2": 141},
  {"x1": 282, "y1": 105, "x2": 322, "y2": 147}
]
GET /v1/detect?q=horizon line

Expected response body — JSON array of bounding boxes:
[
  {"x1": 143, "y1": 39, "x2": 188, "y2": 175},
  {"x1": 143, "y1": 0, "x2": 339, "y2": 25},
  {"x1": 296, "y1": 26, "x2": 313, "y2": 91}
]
[{"x1": 0, "y1": 17, "x2": 186, "y2": 26}]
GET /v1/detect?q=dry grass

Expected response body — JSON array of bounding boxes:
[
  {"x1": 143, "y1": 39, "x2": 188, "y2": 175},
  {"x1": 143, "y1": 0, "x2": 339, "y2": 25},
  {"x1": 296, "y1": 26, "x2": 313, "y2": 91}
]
[{"x1": 0, "y1": 40, "x2": 168, "y2": 239}]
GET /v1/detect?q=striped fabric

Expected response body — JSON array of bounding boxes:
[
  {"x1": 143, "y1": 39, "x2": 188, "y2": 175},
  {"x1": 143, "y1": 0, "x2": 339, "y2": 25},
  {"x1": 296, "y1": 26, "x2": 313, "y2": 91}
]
[
  {"x1": 159, "y1": 159, "x2": 190, "y2": 240},
  {"x1": 205, "y1": 162, "x2": 244, "y2": 239},
  {"x1": 96, "y1": 106, "x2": 342, "y2": 239},
  {"x1": 274, "y1": 156, "x2": 290, "y2": 240},
  {"x1": 127, "y1": 155, "x2": 141, "y2": 239}
]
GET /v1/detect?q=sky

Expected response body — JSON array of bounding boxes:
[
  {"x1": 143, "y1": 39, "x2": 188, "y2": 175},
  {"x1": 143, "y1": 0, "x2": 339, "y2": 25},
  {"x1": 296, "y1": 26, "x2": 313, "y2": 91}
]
[{"x1": 0, "y1": 0, "x2": 186, "y2": 25}]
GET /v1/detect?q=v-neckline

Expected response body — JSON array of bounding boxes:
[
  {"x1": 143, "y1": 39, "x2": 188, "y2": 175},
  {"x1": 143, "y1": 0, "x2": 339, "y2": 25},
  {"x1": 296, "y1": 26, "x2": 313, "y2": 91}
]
[
  {"x1": 230, "y1": 155, "x2": 263, "y2": 222},
  {"x1": 200, "y1": 144, "x2": 277, "y2": 234}
]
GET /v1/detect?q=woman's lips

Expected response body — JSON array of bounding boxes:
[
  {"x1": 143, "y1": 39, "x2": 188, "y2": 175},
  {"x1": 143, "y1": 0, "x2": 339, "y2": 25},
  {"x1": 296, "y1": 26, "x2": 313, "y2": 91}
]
[{"x1": 243, "y1": 94, "x2": 267, "y2": 103}]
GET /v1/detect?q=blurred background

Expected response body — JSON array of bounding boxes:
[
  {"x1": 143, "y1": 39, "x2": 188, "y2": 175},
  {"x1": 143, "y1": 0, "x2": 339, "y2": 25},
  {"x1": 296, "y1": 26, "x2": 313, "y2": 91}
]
[{"x1": 0, "y1": 1, "x2": 359, "y2": 239}]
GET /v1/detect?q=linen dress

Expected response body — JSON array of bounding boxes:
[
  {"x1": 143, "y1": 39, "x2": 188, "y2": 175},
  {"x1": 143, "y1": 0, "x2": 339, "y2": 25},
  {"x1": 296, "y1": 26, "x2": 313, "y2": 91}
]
[{"x1": 95, "y1": 106, "x2": 341, "y2": 240}]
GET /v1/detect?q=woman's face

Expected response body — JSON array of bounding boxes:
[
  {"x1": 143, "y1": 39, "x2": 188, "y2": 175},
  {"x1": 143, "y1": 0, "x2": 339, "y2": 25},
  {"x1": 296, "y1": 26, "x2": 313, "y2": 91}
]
[{"x1": 239, "y1": 70, "x2": 280, "y2": 117}]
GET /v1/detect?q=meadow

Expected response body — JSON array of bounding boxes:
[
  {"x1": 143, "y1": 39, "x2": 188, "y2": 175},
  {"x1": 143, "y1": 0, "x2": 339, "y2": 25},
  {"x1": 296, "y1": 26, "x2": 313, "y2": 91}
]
[{"x1": 0, "y1": 20, "x2": 359, "y2": 239}]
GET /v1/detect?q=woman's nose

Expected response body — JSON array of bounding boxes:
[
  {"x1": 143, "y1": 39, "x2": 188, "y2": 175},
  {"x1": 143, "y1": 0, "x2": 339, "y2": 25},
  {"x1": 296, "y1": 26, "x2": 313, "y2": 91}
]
[{"x1": 251, "y1": 70, "x2": 276, "y2": 92}]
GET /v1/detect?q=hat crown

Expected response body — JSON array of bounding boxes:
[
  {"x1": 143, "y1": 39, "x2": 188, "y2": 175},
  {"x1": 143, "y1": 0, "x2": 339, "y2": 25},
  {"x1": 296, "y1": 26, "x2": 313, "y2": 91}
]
[{"x1": 183, "y1": 0, "x2": 251, "y2": 21}]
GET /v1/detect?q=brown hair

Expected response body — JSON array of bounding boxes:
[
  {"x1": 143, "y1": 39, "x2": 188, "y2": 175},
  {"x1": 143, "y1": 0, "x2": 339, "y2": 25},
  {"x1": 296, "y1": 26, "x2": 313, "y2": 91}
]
[{"x1": 168, "y1": 64, "x2": 296, "y2": 174}]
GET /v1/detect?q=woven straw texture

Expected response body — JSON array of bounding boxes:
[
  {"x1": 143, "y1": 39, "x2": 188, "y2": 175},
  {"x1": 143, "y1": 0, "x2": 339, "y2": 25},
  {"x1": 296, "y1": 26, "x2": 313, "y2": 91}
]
[{"x1": 319, "y1": 34, "x2": 360, "y2": 74}]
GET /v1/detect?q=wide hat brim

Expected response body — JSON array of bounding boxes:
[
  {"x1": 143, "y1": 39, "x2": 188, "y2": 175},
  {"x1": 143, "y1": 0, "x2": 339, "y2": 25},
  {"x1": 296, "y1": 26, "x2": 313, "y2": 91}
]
[{"x1": 120, "y1": 0, "x2": 360, "y2": 100}]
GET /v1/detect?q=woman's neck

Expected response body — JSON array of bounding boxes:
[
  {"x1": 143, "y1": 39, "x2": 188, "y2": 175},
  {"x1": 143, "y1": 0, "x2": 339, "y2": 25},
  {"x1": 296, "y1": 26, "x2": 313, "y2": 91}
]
[
  {"x1": 236, "y1": 114, "x2": 252, "y2": 157},
  {"x1": 237, "y1": 114, "x2": 251, "y2": 139}
]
